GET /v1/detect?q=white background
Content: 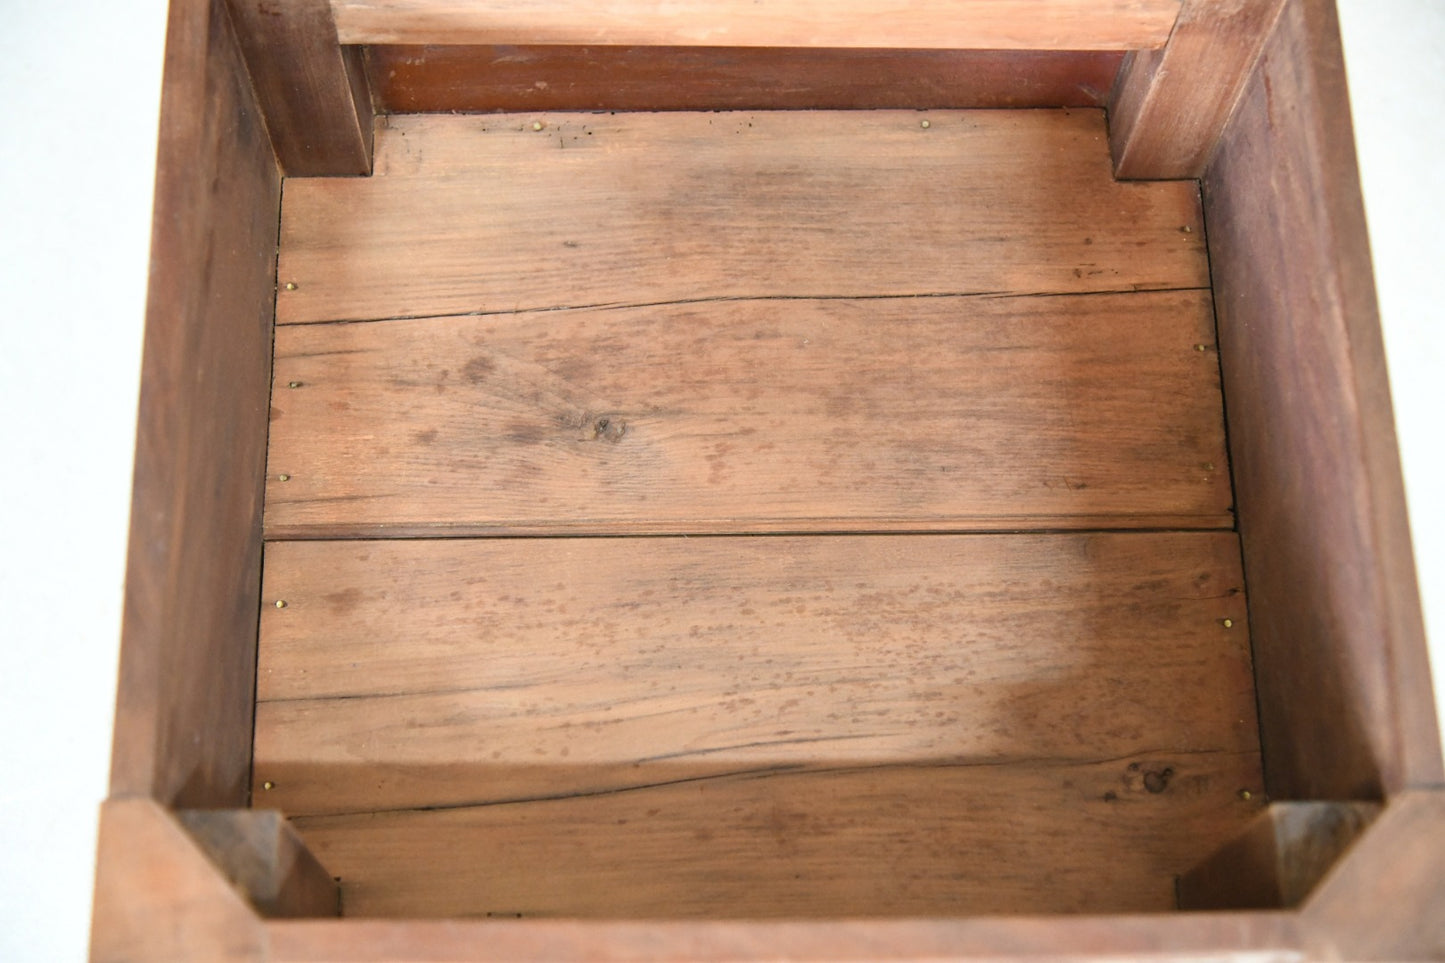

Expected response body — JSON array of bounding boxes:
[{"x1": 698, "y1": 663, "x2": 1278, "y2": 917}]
[{"x1": 0, "y1": 2, "x2": 1440, "y2": 958}]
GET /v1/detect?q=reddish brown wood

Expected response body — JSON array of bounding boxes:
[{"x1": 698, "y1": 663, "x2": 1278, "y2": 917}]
[
  {"x1": 1202, "y1": 0, "x2": 1444, "y2": 799},
  {"x1": 108, "y1": 0, "x2": 281, "y2": 809},
  {"x1": 1303, "y1": 790, "x2": 1445, "y2": 961},
  {"x1": 1109, "y1": 0, "x2": 1286, "y2": 179},
  {"x1": 91, "y1": 798, "x2": 264, "y2": 962},
  {"x1": 1178, "y1": 802, "x2": 1379, "y2": 909},
  {"x1": 268, "y1": 913, "x2": 1305, "y2": 961},
  {"x1": 178, "y1": 809, "x2": 341, "y2": 918},
  {"x1": 226, "y1": 0, "x2": 374, "y2": 175},
  {"x1": 369, "y1": 46, "x2": 1124, "y2": 112}
]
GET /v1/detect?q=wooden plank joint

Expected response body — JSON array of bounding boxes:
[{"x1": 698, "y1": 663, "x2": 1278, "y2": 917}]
[{"x1": 178, "y1": 809, "x2": 342, "y2": 918}]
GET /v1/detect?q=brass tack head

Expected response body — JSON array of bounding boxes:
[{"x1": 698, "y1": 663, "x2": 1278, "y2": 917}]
[
  {"x1": 920, "y1": 119, "x2": 931, "y2": 129},
  {"x1": 1221, "y1": 618, "x2": 1235, "y2": 628},
  {"x1": 1181, "y1": 225, "x2": 1193, "y2": 233},
  {"x1": 274, "y1": 600, "x2": 288, "y2": 609},
  {"x1": 1193, "y1": 344, "x2": 1207, "y2": 352},
  {"x1": 531, "y1": 121, "x2": 544, "y2": 131},
  {"x1": 287, "y1": 381, "x2": 302, "y2": 389},
  {"x1": 262, "y1": 781, "x2": 276, "y2": 790},
  {"x1": 1239, "y1": 789, "x2": 1253, "y2": 800},
  {"x1": 278, "y1": 473, "x2": 291, "y2": 482},
  {"x1": 284, "y1": 282, "x2": 297, "y2": 291},
  {"x1": 1204, "y1": 463, "x2": 1215, "y2": 472}
]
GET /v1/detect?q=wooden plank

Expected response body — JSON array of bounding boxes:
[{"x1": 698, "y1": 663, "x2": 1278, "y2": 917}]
[
  {"x1": 108, "y1": 0, "x2": 280, "y2": 808},
  {"x1": 1108, "y1": 0, "x2": 1286, "y2": 179},
  {"x1": 276, "y1": 110, "x2": 1209, "y2": 326},
  {"x1": 178, "y1": 809, "x2": 341, "y2": 918},
  {"x1": 226, "y1": 0, "x2": 374, "y2": 176},
  {"x1": 264, "y1": 291, "x2": 1229, "y2": 537},
  {"x1": 368, "y1": 46, "x2": 1125, "y2": 113},
  {"x1": 253, "y1": 533, "x2": 1259, "y2": 815},
  {"x1": 91, "y1": 798, "x2": 264, "y2": 962},
  {"x1": 1303, "y1": 790, "x2": 1445, "y2": 961},
  {"x1": 330, "y1": 0, "x2": 1183, "y2": 51},
  {"x1": 291, "y1": 754, "x2": 1263, "y2": 918},
  {"x1": 1203, "y1": 0, "x2": 1444, "y2": 798},
  {"x1": 269, "y1": 914, "x2": 1307, "y2": 962},
  {"x1": 1178, "y1": 801, "x2": 1379, "y2": 909}
]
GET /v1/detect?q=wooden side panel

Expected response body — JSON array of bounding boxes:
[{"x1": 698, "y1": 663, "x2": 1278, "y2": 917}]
[
  {"x1": 91, "y1": 798, "x2": 264, "y2": 963},
  {"x1": 1178, "y1": 801, "x2": 1379, "y2": 909},
  {"x1": 178, "y1": 809, "x2": 341, "y2": 918},
  {"x1": 108, "y1": 0, "x2": 281, "y2": 808},
  {"x1": 368, "y1": 46, "x2": 1125, "y2": 113},
  {"x1": 295, "y1": 756, "x2": 1263, "y2": 918},
  {"x1": 1203, "y1": 0, "x2": 1444, "y2": 799},
  {"x1": 268, "y1": 914, "x2": 1307, "y2": 962},
  {"x1": 331, "y1": 0, "x2": 1182, "y2": 50},
  {"x1": 263, "y1": 292, "x2": 1230, "y2": 537},
  {"x1": 1109, "y1": 0, "x2": 1286, "y2": 179},
  {"x1": 276, "y1": 111, "x2": 1208, "y2": 323},
  {"x1": 226, "y1": 0, "x2": 375, "y2": 176},
  {"x1": 254, "y1": 533, "x2": 1260, "y2": 815},
  {"x1": 1303, "y1": 791, "x2": 1445, "y2": 961}
]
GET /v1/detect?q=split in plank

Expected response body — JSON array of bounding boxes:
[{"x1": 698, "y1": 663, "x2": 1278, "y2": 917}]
[
  {"x1": 254, "y1": 533, "x2": 1259, "y2": 816},
  {"x1": 276, "y1": 111, "x2": 1208, "y2": 325},
  {"x1": 264, "y1": 291, "x2": 1230, "y2": 537}
]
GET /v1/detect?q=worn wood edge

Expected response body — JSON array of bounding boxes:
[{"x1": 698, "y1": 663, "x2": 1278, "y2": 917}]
[
  {"x1": 330, "y1": 0, "x2": 1182, "y2": 51},
  {"x1": 1203, "y1": 0, "x2": 1443, "y2": 798},
  {"x1": 178, "y1": 809, "x2": 341, "y2": 918},
  {"x1": 1109, "y1": 0, "x2": 1288, "y2": 179},
  {"x1": 108, "y1": 0, "x2": 281, "y2": 808},
  {"x1": 1301, "y1": 790, "x2": 1445, "y2": 960},
  {"x1": 367, "y1": 46, "x2": 1125, "y2": 113},
  {"x1": 267, "y1": 913, "x2": 1304, "y2": 962},
  {"x1": 1178, "y1": 801, "x2": 1380, "y2": 910},
  {"x1": 226, "y1": 0, "x2": 374, "y2": 175},
  {"x1": 91, "y1": 797, "x2": 266, "y2": 963}
]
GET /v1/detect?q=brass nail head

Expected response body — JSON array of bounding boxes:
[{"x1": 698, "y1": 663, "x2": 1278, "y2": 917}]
[
  {"x1": 1222, "y1": 618, "x2": 1235, "y2": 628},
  {"x1": 920, "y1": 119, "x2": 931, "y2": 129},
  {"x1": 1204, "y1": 463, "x2": 1216, "y2": 472},
  {"x1": 532, "y1": 121, "x2": 544, "y2": 131},
  {"x1": 1193, "y1": 344, "x2": 1207, "y2": 352},
  {"x1": 278, "y1": 473, "x2": 290, "y2": 482},
  {"x1": 275, "y1": 600, "x2": 287, "y2": 609},
  {"x1": 284, "y1": 282, "x2": 297, "y2": 291},
  {"x1": 1239, "y1": 789, "x2": 1252, "y2": 800},
  {"x1": 287, "y1": 381, "x2": 302, "y2": 389},
  {"x1": 262, "y1": 781, "x2": 276, "y2": 790}
]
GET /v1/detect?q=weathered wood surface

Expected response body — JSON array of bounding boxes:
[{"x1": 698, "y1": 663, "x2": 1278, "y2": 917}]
[
  {"x1": 1203, "y1": 0, "x2": 1444, "y2": 799},
  {"x1": 368, "y1": 46, "x2": 1124, "y2": 113},
  {"x1": 1178, "y1": 801, "x2": 1379, "y2": 909},
  {"x1": 225, "y1": 0, "x2": 374, "y2": 176},
  {"x1": 108, "y1": 0, "x2": 280, "y2": 809},
  {"x1": 264, "y1": 290, "x2": 1229, "y2": 537},
  {"x1": 1109, "y1": 0, "x2": 1286, "y2": 179},
  {"x1": 178, "y1": 809, "x2": 342, "y2": 918},
  {"x1": 330, "y1": 0, "x2": 1183, "y2": 50},
  {"x1": 276, "y1": 111, "x2": 1209, "y2": 325},
  {"x1": 255, "y1": 533, "x2": 1258, "y2": 816},
  {"x1": 293, "y1": 754, "x2": 1263, "y2": 918}
]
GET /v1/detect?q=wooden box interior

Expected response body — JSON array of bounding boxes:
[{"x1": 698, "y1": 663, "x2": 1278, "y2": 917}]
[{"x1": 94, "y1": 0, "x2": 1445, "y2": 959}]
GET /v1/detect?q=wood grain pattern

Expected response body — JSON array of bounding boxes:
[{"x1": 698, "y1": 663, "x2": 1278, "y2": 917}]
[
  {"x1": 264, "y1": 291, "x2": 1229, "y2": 537},
  {"x1": 1178, "y1": 801, "x2": 1379, "y2": 909},
  {"x1": 268, "y1": 913, "x2": 1308, "y2": 962},
  {"x1": 1108, "y1": 0, "x2": 1286, "y2": 179},
  {"x1": 294, "y1": 755, "x2": 1263, "y2": 918},
  {"x1": 178, "y1": 809, "x2": 342, "y2": 918},
  {"x1": 1203, "y1": 0, "x2": 1444, "y2": 798},
  {"x1": 330, "y1": 0, "x2": 1182, "y2": 50},
  {"x1": 256, "y1": 534, "x2": 1257, "y2": 813},
  {"x1": 91, "y1": 798, "x2": 264, "y2": 962},
  {"x1": 254, "y1": 533, "x2": 1259, "y2": 816},
  {"x1": 108, "y1": 0, "x2": 280, "y2": 808},
  {"x1": 276, "y1": 110, "x2": 1209, "y2": 326},
  {"x1": 226, "y1": 0, "x2": 375, "y2": 176},
  {"x1": 368, "y1": 46, "x2": 1124, "y2": 113}
]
